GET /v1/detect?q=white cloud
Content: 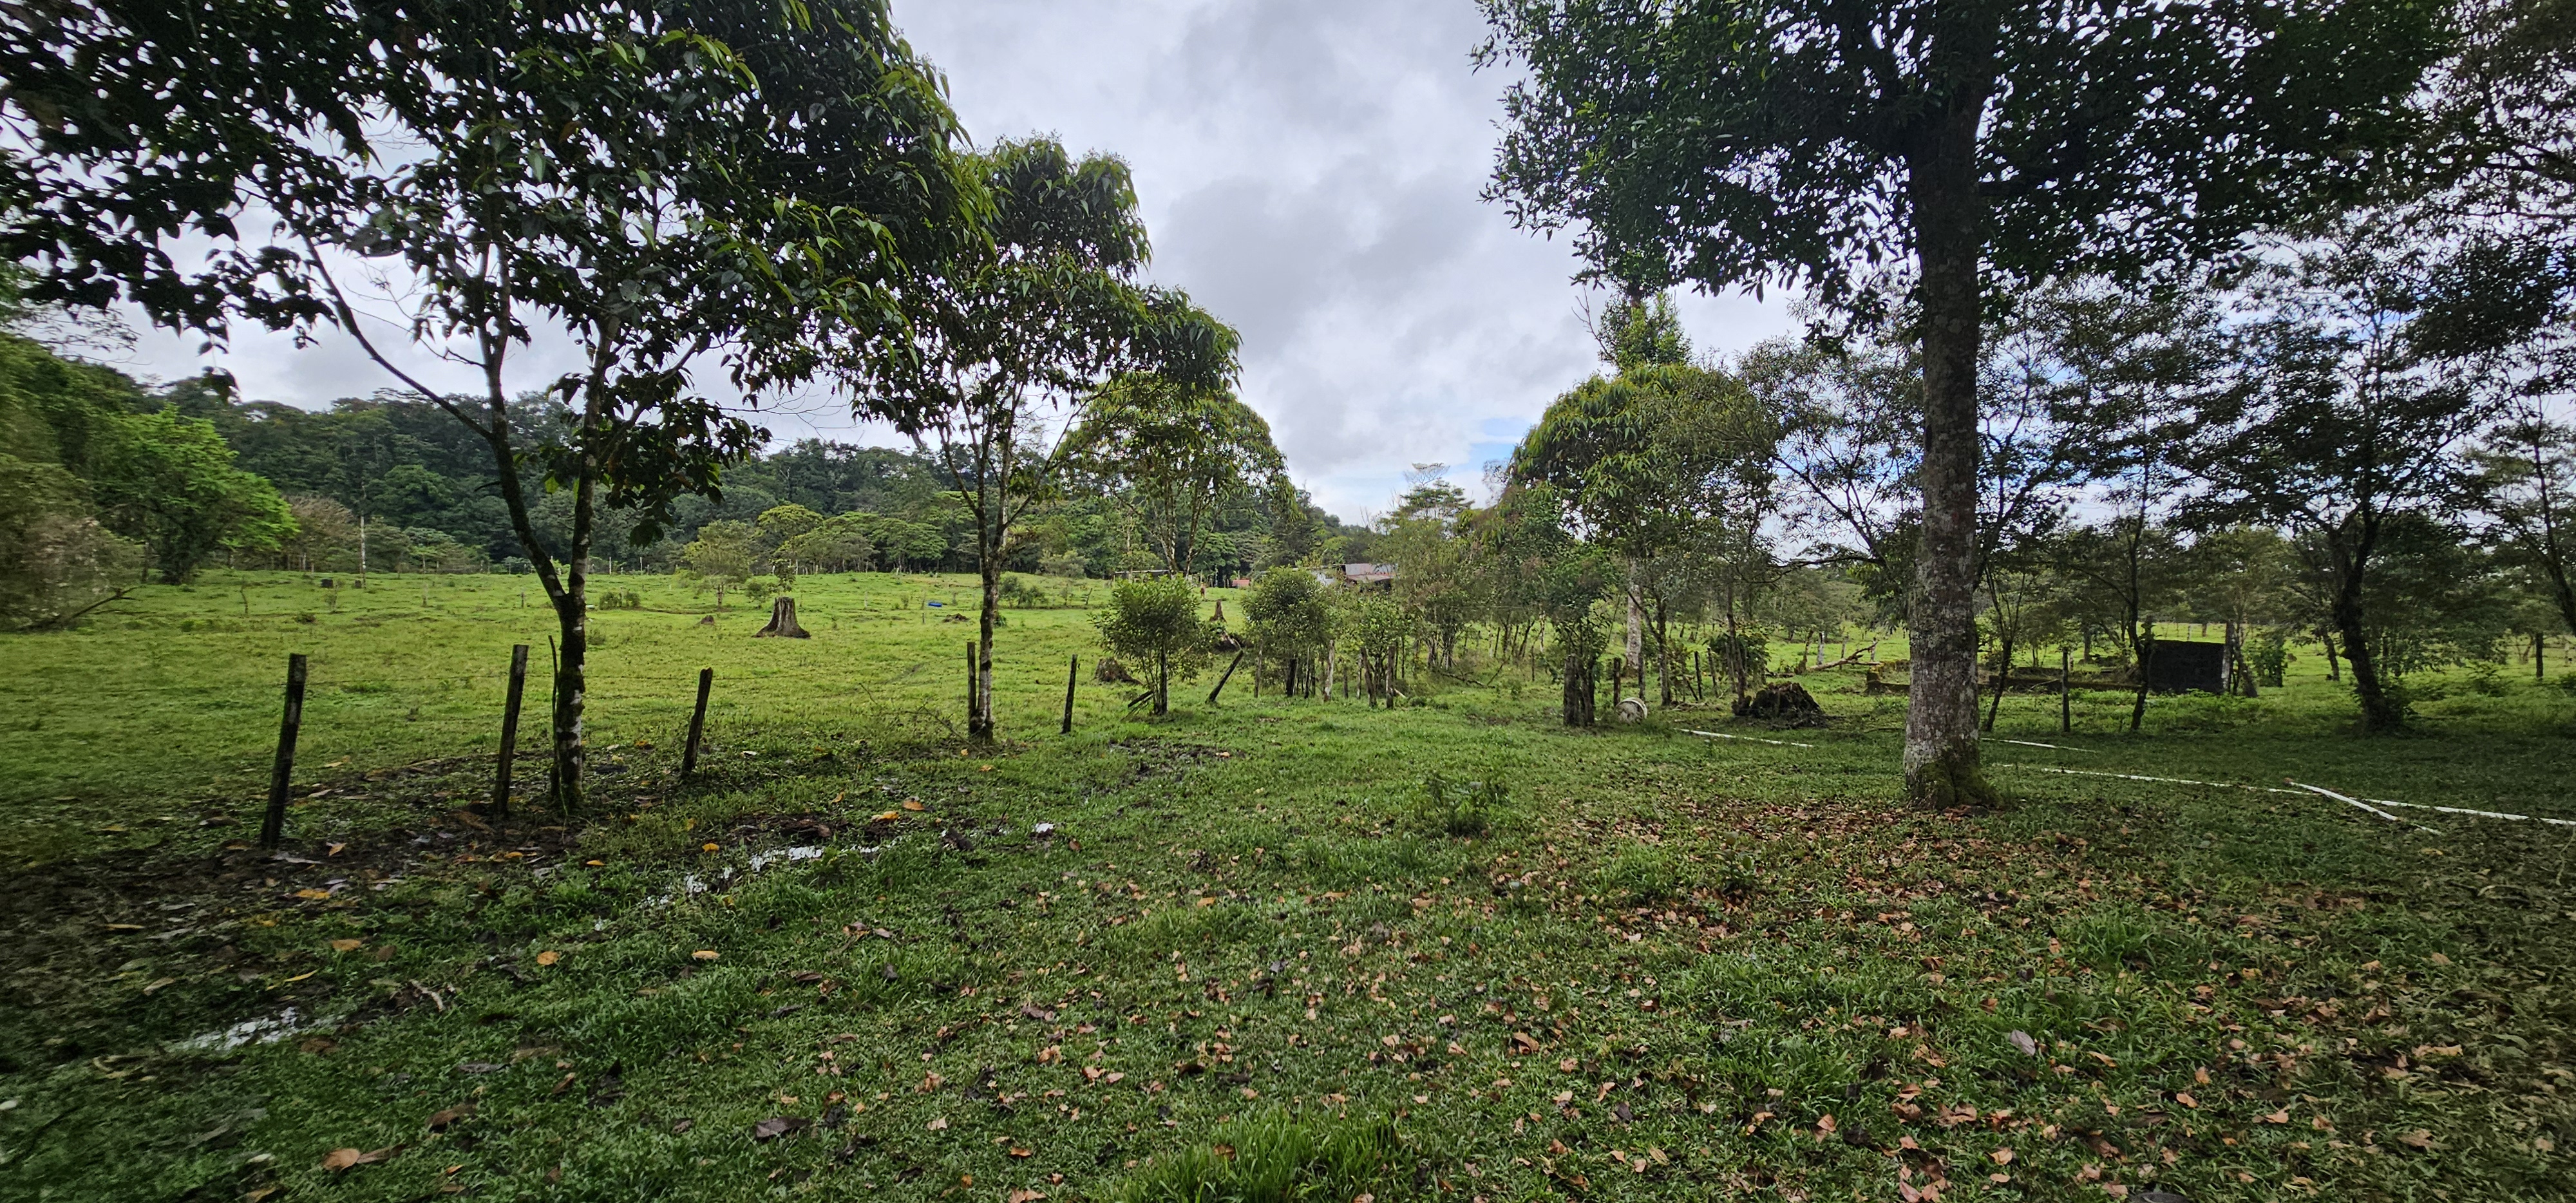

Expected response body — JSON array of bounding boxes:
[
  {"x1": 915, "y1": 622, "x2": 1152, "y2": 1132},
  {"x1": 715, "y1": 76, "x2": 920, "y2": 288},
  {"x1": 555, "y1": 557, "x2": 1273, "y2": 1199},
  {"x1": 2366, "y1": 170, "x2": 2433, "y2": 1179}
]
[{"x1": 113, "y1": 0, "x2": 1798, "y2": 523}]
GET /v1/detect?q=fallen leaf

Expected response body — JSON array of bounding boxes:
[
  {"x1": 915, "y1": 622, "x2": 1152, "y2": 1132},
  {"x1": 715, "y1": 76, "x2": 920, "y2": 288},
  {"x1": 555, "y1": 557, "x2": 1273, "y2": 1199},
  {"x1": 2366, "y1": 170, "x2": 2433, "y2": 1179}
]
[
  {"x1": 1990, "y1": 1148, "x2": 2014, "y2": 1165},
  {"x1": 752, "y1": 1117, "x2": 813, "y2": 1141},
  {"x1": 1007, "y1": 1191, "x2": 1048, "y2": 1203},
  {"x1": 535, "y1": 951, "x2": 560, "y2": 967},
  {"x1": 701, "y1": 842, "x2": 720, "y2": 853},
  {"x1": 426, "y1": 1102, "x2": 476, "y2": 1131},
  {"x1": 2007, "y1": 1030, "x2": 2039, "y2": 1057},
  {"x1": 692, "y1": 950, "x2": 719, "y2": 961},
  {"x1": 2397, "y1": 1129, "x2": 2436, "y2": 1150},
  {"x1": 873, "y1": 811, "x2": 902, "y2": 822},
  {"x1": 329, "y1": 938, "x2": 364, "y2": 952},
  {"x1": 903, "y1": 800, "x2": 926, "y2": 811},
  {"x1": 319, "y1": 1146, "x2": 399, "y2": 1171},
  {"x1": 927, "y1": 1117, "x2": 948, "y2": 1131},
  {"x1": 1009, "y1": 1147, "x2": 1032, "y2": 1158},
  {"x1": 294, "y1": 889, "x2": 332, "y2": 900}
]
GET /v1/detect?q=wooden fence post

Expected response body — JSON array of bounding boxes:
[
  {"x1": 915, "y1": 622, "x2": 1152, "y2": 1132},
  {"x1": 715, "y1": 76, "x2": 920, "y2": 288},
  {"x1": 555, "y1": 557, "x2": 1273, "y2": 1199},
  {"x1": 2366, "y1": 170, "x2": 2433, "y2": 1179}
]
[
  {"x1": 1208, "y1": 650, "x2": 1245, "y2": 705},
  {"x1": 683, "y1": 667, "x2": 713, "y2": 779},
  {"x1": 965, "y1": 641, "x2": 977, "y2": 731},
  {"x1": 494, "y1": 643, "x2": 529, "y2": 817},
  {"x1": 1062, "y1": 655, "x2": 1079, "y2": 734},
  {"x1": 2060, "y1": 648, "x2": 2072, "y2": 734},
  {"x1": 258, "y1": 653, "x2": 309, "y2": 849}
]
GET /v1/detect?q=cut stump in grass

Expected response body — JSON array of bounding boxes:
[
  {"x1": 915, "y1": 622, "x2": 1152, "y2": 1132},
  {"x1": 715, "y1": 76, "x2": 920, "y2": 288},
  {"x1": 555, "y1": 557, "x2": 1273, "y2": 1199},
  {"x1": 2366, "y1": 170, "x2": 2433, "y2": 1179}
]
[
  {"x1": 1738, "y1": 680, "x2": 1826, "y2": 723},
  {"x1": 753, "y1": 596, "x2": 810, "y2": 638}
]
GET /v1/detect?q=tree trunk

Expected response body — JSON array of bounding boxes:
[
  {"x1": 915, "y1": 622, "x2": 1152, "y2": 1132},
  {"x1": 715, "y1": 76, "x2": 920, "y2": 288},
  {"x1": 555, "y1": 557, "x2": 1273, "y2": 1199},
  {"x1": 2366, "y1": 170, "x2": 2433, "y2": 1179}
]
[
  {"x1": 974, "y1": 525, "x2": 999, "y2": 741},
  {"x1": 2130, "y1": 615, "x2": 2152, "y2": 733},
  {"x1": 1901, "y1": 98, "x2": 1997, "y2": 808},
  {"x1": 1154, "y1": 650, "x2": 1169, "y2": 716},
  {"x1": 1562, "y1": 651, "x2": 1593, "y2": 726},
  {"x1": 1624, "y1": 562, "x2": 1643, "y2": 687},
  {"x1": 755, "y1": 596, "x2": 810, "y2": 638},
  {"x1": 2318, "y1": 627, "x2": 2340, "y2": 681},
  {"x1": 1982, "y1": 630, "x2": 2011, "y2": 732},
  {"x1": 2333, "y1": 582, "x2": 2401, "y2": 732}
]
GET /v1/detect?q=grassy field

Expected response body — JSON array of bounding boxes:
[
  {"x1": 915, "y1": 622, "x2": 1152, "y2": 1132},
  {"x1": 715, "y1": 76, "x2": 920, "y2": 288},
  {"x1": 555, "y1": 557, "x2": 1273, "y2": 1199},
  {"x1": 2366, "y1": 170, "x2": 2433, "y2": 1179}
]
[{"x1": 2, "y1": 571, "x2": 2571, "y2": 1202}]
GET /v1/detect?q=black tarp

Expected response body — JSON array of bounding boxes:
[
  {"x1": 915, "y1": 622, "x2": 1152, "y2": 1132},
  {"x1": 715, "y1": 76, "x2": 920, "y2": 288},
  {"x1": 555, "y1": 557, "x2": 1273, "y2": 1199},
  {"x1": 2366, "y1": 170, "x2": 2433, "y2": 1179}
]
[{"x1": 2143, "y1": 640, "x2": 2228, "y2": 694}]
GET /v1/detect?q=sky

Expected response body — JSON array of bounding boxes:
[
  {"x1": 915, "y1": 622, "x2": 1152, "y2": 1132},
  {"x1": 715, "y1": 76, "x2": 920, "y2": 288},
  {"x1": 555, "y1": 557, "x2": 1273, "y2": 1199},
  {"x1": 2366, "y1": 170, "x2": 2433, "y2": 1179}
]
[{"x1": 116, "y1": 0, "x2": 1797, "y2": 525}]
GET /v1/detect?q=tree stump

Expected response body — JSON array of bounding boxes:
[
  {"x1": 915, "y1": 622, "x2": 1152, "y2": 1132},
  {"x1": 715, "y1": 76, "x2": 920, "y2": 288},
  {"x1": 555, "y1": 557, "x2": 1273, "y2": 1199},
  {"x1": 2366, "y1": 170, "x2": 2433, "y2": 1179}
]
[
  {"x1": 1738, "y1": 681, "x2": 1825, "y2": 723},
  {"x1": 754, "y1": 596, "x2": 810, "y2": 638}
]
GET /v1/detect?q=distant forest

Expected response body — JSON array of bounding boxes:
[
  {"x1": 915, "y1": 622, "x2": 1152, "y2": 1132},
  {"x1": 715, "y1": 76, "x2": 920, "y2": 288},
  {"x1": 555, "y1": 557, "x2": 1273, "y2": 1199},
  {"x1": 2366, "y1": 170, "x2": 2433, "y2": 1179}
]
[{"x1": 3, "y1": 328, "x2": 1378, "y2": 585}]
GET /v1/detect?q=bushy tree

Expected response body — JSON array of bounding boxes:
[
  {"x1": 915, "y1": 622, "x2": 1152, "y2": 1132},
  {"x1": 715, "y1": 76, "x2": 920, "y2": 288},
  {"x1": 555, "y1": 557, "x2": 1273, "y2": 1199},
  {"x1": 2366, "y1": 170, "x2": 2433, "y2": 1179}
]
[
  {"x1": 1244, "y1": 567, "x2": 1335, "y2": 698},
  {"x1": 3, "y1": 0, "x2": 980, "y2": 810},
  {"x1": 1093, "y1": 575, "x2": 1211, "y2": 715},
  {"x1": 681, "y1": 520, "x2": 761, "y2": 607},
  {"x1": 0, "y1": 454, "x2": 140, "y2": 629},
  {"x1": 93, "y1": 408, "x2": 294, "y2": 582}
]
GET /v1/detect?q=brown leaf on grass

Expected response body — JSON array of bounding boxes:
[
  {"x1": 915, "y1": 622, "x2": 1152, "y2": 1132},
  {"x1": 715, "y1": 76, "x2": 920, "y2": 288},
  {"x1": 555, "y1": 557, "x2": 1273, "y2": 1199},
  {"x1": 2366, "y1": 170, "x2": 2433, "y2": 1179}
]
[
  {"x1": 319, "y1": 1146, "x2": 399, "y2": 1171},
  {"x1": 328, "y1": 938, "x2": 364, "y2": 952},
  {"x1": 752, "y1": 1117, "x2": 813, "y2": 1141},
  {"x1": 691, "y1": 950, "x2": 719, "y2": 961},
  {"x1": 2397, "y1": 1129, "x2": 2437, "y2": 1150},
  {"x1": 426, "y1": 1102, "x2": 476, "y2": 1131},
  {"x1": 1007, "y1": 1191, "x2": 1048, "y2": 1203},
  {"x1": 2006, "y1": 1030, "x2": 2039, "y2": 1057},
  {"x1": 1021, "y1": 1003, "x2": 1058, "y2": 1021},
  {"x1": 535, "y1": 951, "x2": 560, "y2": 967},
  {"x1": 1989, "y1": 1148, "x2": 2014, "y2": 1164}
]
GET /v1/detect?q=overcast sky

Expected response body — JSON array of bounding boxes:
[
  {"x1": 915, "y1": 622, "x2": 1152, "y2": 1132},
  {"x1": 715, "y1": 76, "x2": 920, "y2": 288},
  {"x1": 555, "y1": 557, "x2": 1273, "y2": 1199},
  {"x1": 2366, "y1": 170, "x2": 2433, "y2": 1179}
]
[{"x1": 119, "y1": 0, "x2": 1795, "y2": 524}]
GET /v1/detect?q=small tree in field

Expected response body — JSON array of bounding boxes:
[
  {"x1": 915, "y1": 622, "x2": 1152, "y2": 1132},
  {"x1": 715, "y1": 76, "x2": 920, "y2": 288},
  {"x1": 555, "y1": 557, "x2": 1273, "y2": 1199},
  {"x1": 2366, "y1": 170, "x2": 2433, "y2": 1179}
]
[
  {"x1": 1094, "y1": 575, "x2": 1209, "y2": 715},
  {"x1": 1244, "y1": 567, "x2": 1335, "y2": 698},
  {"x1": 681, "y1": 520, "x2": 759, "y2": 609}
]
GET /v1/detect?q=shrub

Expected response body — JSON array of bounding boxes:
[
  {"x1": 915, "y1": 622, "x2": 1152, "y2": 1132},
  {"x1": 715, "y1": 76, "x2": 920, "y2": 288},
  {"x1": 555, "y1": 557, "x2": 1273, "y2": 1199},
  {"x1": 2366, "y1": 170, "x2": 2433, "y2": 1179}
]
[
  {"x1": 1595, "y1": 844, "x2": 1690, "y2": 904},
  {"x1": 1104, "y1": 1110, "x2": 1409, "y2": 1203},
  {"x1": 1419, "y1": 770, "x2": 1504, "y2": 837},
  {"x1": 1094, "y1": 575, "x2": 1210, "y2": 715}
]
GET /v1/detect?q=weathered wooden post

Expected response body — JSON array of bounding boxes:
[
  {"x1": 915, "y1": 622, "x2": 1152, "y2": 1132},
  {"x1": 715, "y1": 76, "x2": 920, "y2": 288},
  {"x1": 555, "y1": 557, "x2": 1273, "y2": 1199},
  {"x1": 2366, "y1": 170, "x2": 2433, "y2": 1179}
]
[
  {"x1": 258, "y1": 653, "x2": 309, "y2": 849},
  {"x1": 2060, "y1": 648, "x2": 2072, "y2": 734},
  {"x1": 965, "y1": 641, "x2": 976, "y2": 731},
  {"x1": 1062, "y1": 655, "x2": 1079, "y2": 734},
  {"x1": 683, "y1": 667, "x2": 713, "y2": 779},
  {"x1": 1207, "y1": 650, "x2": 1245, "y2": 705},
  {"x1": 494, "y1": 643, "x2": 529, "y2": 817}
]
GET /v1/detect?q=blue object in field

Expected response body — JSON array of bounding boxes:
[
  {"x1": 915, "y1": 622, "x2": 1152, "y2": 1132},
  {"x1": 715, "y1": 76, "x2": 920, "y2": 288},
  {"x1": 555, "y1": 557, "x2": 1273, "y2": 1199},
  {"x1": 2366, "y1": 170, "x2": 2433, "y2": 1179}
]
[{"x1": 926, "y1": 600, "x2": 943, "y2": 607}]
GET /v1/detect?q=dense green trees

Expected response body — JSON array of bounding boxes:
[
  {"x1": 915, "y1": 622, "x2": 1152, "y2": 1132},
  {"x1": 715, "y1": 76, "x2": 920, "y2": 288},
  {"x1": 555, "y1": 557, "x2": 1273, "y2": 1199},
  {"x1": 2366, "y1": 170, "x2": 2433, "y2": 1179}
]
[{"x1": 1481, "y1": 0, "x2": 2448, "y2": 801}]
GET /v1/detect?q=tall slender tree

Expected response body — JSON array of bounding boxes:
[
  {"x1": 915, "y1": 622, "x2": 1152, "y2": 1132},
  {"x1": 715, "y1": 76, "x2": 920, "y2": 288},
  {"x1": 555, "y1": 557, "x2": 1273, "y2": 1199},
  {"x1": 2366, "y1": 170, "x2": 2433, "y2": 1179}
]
[
  {"x1": 1479, "y1": 0, "x2": 2445, "y2": 803},
  {"x1": 832, "y1": 139, "x2": 1236, "y2": 741}
]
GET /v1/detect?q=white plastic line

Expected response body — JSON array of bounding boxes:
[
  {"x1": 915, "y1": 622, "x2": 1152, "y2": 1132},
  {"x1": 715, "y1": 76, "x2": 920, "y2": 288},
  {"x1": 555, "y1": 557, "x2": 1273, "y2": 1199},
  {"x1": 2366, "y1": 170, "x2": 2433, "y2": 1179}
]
[
  {"x1": 1685, "y1": 728, "x2": 1816, "y2": 749},
  {"x1": 2283, "y1": 780, "x2": 2436, "y2": 833},
  {"x1": 1996, "y1": 764, "x2": 2575, "y2": 832},
  {"x1": 1995, "y1": 739, "x2": 2091, "y2": 752},
  {"x1": 2363, "y1": 797, "x2": 2576, "y2": 829},
  {"x1": 1994, "y1": 764, "x2": 2298, "y2": 795}
]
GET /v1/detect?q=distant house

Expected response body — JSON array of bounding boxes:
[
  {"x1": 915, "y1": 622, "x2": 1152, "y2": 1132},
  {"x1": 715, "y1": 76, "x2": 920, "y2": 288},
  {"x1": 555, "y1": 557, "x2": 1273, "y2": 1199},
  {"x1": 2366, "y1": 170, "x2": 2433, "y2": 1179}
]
[{"x1": 1343, "y1": 562, "x2": 1396, "y2": 589}]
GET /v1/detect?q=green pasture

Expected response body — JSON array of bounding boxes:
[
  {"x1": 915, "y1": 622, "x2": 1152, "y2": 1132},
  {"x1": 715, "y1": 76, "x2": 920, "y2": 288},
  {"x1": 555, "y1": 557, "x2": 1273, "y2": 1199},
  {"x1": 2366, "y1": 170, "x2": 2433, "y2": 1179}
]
[{"x1": 0, "y1": 573, "x2": 2571, "y2": 1201}]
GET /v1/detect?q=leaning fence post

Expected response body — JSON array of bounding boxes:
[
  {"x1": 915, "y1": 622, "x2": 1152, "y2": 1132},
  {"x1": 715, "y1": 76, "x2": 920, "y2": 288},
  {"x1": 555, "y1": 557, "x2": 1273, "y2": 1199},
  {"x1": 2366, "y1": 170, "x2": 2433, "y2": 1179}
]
[
  {"x1": 258, "y1": 653, "x2": 309, "y2": 849},
  {"x1": 493, "y1": 643, "x2": 529, "y2": 817},
  {"x1": 1062, "y1": 655, "x2": 1079, "y2": 734},
  {"x1": 1208, "y1": 650, "x2": 1245, "y2": 705},
  {"x1": 682, "y1": 667, "x2": 713, "y2": 779}
]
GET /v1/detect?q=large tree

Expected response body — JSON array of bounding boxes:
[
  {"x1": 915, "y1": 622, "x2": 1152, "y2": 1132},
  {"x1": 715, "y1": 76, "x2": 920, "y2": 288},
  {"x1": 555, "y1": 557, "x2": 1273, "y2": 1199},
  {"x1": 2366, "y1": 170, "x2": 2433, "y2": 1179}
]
[
  {"x1": 3, "y1": 0, "x2": 974, "y2": 809},
  {"x1": 2186, "y1": 226, "x2": 2519, "y2": 731},
  {"x1": 835, "y1": 139, "x2": 1237, "y2": 741},
  {"x1": 1479, "y1": 0, "x2": 2445, "y2": 803},
  {"x1": 1065, "y1": 375, "x2": 1285, "y2": 579}
]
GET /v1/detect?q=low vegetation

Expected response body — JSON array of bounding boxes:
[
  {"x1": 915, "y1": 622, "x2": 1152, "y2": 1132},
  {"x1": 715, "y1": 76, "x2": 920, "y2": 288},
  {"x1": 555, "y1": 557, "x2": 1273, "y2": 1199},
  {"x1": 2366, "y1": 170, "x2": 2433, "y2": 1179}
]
[{"x1": 2, "y1": 571, "x2": 2569, "y2": 1200}]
